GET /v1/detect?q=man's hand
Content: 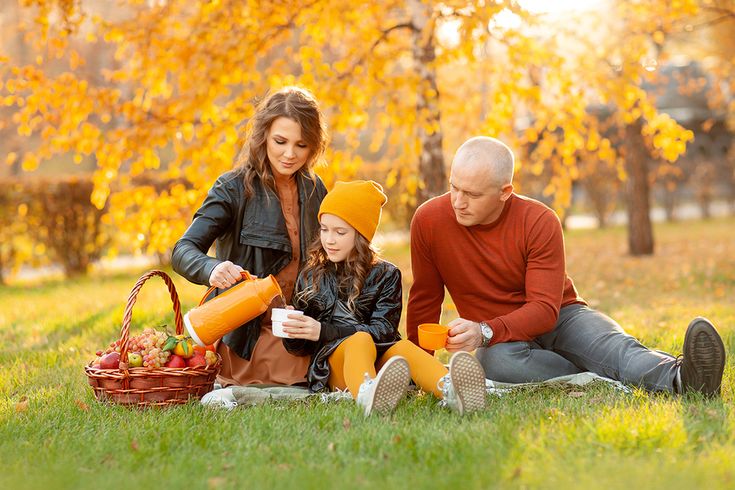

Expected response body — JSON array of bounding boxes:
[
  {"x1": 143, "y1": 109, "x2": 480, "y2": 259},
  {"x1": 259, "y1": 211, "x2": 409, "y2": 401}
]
[
  {"x1": 446, "y1": 318, "x2": 482, "y2": 352},
  {"x1": 209, "y1": 261, "x2": 245, "y2": 289}
]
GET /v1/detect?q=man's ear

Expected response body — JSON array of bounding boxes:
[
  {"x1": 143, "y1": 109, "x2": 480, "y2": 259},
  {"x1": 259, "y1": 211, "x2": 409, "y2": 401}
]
[{"x1": 499, "y1": 184, "x2": 514, "y2": 202}]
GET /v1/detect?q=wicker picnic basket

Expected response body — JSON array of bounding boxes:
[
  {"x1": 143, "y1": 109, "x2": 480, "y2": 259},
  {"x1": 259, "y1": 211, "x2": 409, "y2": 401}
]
[{"x1": 84, "y1": 270, "x2": 221, "y2": 407}]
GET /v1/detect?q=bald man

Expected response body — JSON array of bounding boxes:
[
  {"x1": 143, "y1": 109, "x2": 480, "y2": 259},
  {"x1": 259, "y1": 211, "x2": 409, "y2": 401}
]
[{"x1": 407, "y1": 136, "x2": 726, "y2": 396}]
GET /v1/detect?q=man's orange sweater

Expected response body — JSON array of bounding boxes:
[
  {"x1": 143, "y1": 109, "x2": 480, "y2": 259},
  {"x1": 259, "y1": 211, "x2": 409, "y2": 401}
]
[{"x1": 407, "y1": 193, "x2": 585, "y2": 346}]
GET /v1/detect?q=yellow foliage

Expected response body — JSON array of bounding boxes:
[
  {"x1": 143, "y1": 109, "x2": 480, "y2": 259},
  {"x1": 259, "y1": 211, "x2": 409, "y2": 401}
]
[{"x1": 0, "y1": 0, "x2": 714, "y2": 254}]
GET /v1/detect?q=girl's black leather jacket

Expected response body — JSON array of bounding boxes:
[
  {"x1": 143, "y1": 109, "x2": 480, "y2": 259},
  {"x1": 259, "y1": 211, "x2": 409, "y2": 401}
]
[{"x1": 283, "y1": 260, "x2": 403, "y2": 392}]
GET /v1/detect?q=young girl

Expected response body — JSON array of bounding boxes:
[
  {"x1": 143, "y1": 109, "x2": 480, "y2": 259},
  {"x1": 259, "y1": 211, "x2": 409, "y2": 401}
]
[{"x1": 281, "y1": 180, "x2": 487, "y2": 415}]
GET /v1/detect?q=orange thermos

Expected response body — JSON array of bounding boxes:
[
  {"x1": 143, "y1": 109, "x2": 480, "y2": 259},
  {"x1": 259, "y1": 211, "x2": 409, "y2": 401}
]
[{"x1": 184, "y1": 271, "x2": 282, "y2": 346}]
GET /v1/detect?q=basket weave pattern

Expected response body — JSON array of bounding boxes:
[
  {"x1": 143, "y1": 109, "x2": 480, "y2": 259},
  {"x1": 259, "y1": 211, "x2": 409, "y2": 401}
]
[{"x1": 84, "y1": 270, "x2": 221, "y2": 407}]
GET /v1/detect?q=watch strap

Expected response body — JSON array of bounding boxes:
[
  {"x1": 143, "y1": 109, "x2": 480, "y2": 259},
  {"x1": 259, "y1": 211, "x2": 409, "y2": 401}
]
[{"x1": 479, "y1": 321, "x2": 493, "y2": 347}]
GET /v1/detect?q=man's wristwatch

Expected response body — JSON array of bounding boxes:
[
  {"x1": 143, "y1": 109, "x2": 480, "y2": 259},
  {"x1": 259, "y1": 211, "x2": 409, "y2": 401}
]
[{"x1": 479, "y1": 321, "x2": 494, "y2": 348}]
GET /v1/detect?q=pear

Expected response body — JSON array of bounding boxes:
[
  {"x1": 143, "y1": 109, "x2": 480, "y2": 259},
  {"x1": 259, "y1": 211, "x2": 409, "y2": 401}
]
[{"x1": 127, "y1": 352, "x2": 143, "y2": 368}]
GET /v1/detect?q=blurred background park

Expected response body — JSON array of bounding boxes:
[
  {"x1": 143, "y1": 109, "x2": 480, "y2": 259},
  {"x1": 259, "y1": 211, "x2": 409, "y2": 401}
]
[{"x1": 0, "y1": 0, "x2": 734, "y2": 282}]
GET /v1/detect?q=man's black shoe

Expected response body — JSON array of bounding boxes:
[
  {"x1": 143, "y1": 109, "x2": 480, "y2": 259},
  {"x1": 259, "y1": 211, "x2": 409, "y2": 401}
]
[{"x1": 679, "y1": 317, "x2": 726, "y2": 397}]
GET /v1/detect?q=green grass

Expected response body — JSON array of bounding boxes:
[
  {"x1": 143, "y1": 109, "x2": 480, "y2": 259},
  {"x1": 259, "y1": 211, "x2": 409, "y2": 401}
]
[{"x1": 2, "y1": 217, "x2": 735, "y2": 489}]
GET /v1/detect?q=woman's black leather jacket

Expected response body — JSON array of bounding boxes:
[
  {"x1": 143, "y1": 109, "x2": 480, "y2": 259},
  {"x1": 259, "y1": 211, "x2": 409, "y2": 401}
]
[{"x1": 172, "y1": 169, "x2": 327, "y2": 359}]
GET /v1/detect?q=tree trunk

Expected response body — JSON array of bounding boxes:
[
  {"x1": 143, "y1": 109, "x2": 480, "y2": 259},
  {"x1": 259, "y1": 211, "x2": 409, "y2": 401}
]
[
  {"x1": 693, "y1": 161, "x2": 715, "y2": 220},
  {"x1": 662, "y1": 184, "x2": 677, "y2": 222},
  {"x1": 624, "y1": 120, "x2": 654, "y2": 255},
  {"x1": 699, "y1": 195, "x2": 712, "y2": 219},
  {"x1": 409, "y1": 1, "x2": 446, "y2": 209},
  {"x1": 5, "y1": 3, "x2": 26, "y2": 177}
]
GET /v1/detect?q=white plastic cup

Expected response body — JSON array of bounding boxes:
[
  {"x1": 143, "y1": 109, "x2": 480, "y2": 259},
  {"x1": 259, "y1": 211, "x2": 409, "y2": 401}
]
[{"x1": 271, "y1": 308, "x2": 303, "y2": 338}]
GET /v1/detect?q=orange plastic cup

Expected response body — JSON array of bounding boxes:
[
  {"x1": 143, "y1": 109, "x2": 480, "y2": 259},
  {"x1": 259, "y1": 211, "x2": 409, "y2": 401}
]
[{"x1": 418, "y1": 323, "x2": 449, "y2": 350}]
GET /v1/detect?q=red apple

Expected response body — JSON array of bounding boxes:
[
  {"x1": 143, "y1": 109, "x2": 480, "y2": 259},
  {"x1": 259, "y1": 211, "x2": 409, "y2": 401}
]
[
  {"x1": 164, "y1": 354, "x2": 186, "y2": 368},
  {"x1": 186, "y1": 352, "x2": 206, "y2": 368},
  {"x1": 99, "y1": 352, "x2": 121, "y2": 370}
]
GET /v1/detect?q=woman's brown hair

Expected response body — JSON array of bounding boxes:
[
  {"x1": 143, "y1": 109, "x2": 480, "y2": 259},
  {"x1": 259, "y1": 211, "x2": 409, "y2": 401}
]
[{"x1": 236, "y1": 86, "x2": 327, "y2": 197}]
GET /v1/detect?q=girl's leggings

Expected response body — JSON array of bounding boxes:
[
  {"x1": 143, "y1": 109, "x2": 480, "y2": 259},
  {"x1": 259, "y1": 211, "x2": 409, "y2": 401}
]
[{"x1": 327, "y1": 331, "x2": 448, "y2": 399}]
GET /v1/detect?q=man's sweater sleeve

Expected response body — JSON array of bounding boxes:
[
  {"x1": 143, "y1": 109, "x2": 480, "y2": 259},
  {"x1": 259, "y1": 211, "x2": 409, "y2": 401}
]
[
  {"x1": 406, "y1": 206, "x2": 445, "y2": 345},
  {"x1": 487, "y1": 210, "x2": 567, "y2": 344}
]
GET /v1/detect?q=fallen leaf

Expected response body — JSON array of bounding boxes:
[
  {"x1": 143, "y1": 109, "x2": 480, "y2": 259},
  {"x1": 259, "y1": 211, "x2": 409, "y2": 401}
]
[
  {"x1": 130, "y1": 440, "x2": 139, "y2": 451},
  {"x1": 75, "y1": 399, "x2": 89, "y2": 411},
  {"x1": 327, "y1": 442, "x2": 335, "y2": 452},
  {"x1": 16, "y1": 396, "x2": 28, "y2": 413},
  {"x1": 207, "y1": 477, "x2": 227, "y2": 489},
  {"x1": 512, "y1": 467, "x2": 522, "y2": 479},
  {"x1": 393, "y1": 435, "x2": 402, "y2": 444},
  {"x1": 342, "y1": 417, "x2": 351, "y2": 430}
]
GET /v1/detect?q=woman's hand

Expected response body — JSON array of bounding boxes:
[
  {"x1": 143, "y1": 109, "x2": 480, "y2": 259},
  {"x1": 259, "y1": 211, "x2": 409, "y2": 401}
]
[
  {"x1": 209, "y1": 261, "x2": 245, "y2": 289},
  {"x1": 282, "y1": 312, "x2": 321, "y2": 341}
]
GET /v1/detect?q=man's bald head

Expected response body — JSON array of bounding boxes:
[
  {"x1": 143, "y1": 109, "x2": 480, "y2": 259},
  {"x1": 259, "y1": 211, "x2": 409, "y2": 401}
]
[{"x1": 452, "y1": 136, "x2": 514, "y2": 187}]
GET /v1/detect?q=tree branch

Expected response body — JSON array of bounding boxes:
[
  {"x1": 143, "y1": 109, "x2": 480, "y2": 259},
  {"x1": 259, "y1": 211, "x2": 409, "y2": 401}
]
[{"x1": 336, "y1": 22, "x2": 417, "y2": 80}]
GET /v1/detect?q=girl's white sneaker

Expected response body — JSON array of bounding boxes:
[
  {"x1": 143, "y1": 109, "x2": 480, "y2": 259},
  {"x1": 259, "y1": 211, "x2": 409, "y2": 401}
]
[{"x1": 356, "y1": 356, "x2": 411, "y2": 416}]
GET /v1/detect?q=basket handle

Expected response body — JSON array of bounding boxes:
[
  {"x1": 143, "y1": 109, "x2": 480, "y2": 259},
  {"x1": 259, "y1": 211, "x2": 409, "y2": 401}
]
[
  {"x1": 119, "y1": 270, "x2": 184, "y2": 362},
  {"x1": 198, "y1": 270, "x2": 254, "y2": 306}
]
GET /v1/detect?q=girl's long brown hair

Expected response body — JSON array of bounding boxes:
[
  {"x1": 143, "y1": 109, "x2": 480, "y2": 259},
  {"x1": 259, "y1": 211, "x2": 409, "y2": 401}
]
[
  {"x1": 295, "y1": 232, "x2": 378, "y2": 315},
  {"x1": 236, "y1": 86, "x2": 327, "y2": 198}
]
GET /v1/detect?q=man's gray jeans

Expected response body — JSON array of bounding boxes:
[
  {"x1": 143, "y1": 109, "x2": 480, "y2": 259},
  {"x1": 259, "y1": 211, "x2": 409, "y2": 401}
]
[{"x1": 475, "y1": 304, "x2": 677, "y2": 392}]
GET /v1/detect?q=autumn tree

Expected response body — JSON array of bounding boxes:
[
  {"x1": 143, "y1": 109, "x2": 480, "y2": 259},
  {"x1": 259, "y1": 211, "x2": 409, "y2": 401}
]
[
  {"x1": 1, "y1": 0, "x2": 577, "y2": 248},
  {"x1": 0, "y1": 0, "x2": 709, "y2": 265},
  {"x1": 687, "y1": 1, "x2": 735, "y2": 213},
  {"x1": 554, "y1": 1, "x2": 703, "y2": 254}
]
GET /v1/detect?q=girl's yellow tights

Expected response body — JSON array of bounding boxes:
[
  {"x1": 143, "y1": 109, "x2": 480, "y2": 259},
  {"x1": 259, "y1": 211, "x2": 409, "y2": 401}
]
[{"x1": 327, "y1": 331, "x2": 448, "y2": 399}]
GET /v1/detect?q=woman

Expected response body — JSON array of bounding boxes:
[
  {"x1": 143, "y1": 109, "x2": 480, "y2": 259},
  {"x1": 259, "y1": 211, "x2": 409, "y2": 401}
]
[
  {"x1": 281, "y1": 180, "x2": 487, "y2": 416},
  {"x1": 172, "y1": 86, "x2": 327, "y2": 387}
]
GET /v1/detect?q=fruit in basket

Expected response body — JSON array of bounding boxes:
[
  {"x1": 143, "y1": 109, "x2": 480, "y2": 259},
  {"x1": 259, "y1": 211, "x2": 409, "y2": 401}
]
[
  {"x1": 173, "y1": 336, "x2": 194, "y2": 358},
  {"x1": 204, "y1": 350, "x2": 218, "y2": 366},
  {"x1": 186, "y1": 352, "x2": 207, "y2": 368},
  {"x1": 99, "y1": 352, "x2": 121, "y2": 369},
  {"x1": 164, "y1": 354, "x2": 186, "y2": 368},
  {"x1": 193, "y1": 344, "x2": 216, "y2": 355},
  {"x1": 95, "y1": 328, "x2": 172, "y2": 370},
  {"x1": 163, "y1": 334, "x2": 194, "y2": 358},
  {"x1": 129, "y1": 327, "x2": 170, "y2": 369},
  {"x1": 128, "y1": 352, "x2": 143, "y2": 368}
]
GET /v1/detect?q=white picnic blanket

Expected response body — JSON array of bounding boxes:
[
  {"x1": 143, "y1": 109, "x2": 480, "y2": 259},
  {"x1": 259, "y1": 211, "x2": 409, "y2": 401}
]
[
  {"x1": 484, "y1": 371, "x2": 630, "y2": 395},
  {"x1": 223, "y1": 371, "x2": 628, "y2": 407}
]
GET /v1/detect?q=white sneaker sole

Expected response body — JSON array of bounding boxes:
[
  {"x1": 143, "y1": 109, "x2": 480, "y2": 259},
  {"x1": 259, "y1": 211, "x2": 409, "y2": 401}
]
[
  {"x1": 201, "y1": 388, "x2": 237, "y2": 410},
  {"x1": 449, "y1": 352, "x2": 487, "y2": 415},
  {"x1": 364, "y1": 356, "x2": 411, "y2": 416}
]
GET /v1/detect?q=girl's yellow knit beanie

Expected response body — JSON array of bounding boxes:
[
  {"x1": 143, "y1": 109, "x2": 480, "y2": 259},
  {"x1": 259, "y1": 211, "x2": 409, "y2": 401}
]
[{"x1": 318, "y1": 180, "x2": 387, "y2": 241}]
